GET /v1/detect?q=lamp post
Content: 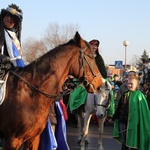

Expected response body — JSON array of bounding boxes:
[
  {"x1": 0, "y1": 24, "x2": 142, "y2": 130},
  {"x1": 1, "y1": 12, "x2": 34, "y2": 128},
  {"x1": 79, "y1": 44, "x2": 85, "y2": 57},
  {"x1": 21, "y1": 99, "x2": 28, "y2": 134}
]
[{"x1": 123, "y1": 40, "x2": 129, "y2": 70}]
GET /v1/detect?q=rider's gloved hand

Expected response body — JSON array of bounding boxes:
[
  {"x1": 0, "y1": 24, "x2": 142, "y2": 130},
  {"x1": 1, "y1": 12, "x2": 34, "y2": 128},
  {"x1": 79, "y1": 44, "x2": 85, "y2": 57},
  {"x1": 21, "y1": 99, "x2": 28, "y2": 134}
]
[{"x1": 0, "y1": 54, "x2": 11, "y2": 64}]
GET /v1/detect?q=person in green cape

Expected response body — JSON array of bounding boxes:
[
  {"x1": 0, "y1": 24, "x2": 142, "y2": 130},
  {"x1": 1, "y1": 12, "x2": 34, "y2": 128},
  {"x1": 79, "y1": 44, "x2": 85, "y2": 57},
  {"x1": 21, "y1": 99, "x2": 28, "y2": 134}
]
[
  {"x1": 69, "y1": 40, "x2": 115, "y2": 125},
  {"x1": 89, "y1": 39, "x2": 107, "y2": 79},
  {"x1": 110, "y1": 75, "x2": 150, "y2": 150},
  {"x1": 89, "y1": 39, "x2": 115, "y2": 117}
]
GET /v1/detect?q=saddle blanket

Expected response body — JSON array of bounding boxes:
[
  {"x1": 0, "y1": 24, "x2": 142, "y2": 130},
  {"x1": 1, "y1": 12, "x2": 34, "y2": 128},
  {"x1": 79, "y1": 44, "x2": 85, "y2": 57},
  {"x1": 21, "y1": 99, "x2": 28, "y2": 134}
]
[{"x1": 0, "y1": 74, "x2": 8, "y2": 105}]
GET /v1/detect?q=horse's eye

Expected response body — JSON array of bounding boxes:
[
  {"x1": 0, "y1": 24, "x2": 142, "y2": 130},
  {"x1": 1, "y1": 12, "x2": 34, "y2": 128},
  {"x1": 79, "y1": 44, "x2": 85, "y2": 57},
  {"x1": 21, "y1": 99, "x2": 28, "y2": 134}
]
[{"x1": 83, "y1": 80, "x2": 88, "y2": 86}]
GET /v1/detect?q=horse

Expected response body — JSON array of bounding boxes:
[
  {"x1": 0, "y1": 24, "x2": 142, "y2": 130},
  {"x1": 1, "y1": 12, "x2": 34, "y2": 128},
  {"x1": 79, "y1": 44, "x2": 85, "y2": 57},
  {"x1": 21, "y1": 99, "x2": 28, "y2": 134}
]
[
  {"x1": 0, "y1": 32, "x2": 103, "y2": 150},
  {"x1": 77, "y1": 79, "x2": 112, "y2": 150}
]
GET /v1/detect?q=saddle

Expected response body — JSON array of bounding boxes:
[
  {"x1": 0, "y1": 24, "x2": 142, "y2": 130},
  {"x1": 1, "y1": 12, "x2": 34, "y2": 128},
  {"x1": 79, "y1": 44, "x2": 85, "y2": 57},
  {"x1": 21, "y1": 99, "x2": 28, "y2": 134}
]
[
  {"x1": 0, "y1": 73, "x2": 8, "y2": 105},
  {"x1": 0, "y1": 54, "x2": 13, "y2": 105}
]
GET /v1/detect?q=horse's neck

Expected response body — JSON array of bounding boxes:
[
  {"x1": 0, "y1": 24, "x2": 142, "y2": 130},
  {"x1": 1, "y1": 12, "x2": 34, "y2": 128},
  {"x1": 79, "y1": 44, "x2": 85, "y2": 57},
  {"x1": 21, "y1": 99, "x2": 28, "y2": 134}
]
[{"x1": 32, "y1": 53, "x2": 72, "y2": 93}]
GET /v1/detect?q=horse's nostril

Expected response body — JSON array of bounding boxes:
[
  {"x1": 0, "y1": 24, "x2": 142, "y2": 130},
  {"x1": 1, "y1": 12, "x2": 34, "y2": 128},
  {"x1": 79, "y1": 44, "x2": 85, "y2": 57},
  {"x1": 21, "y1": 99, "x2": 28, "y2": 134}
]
[{"x1": 97, "y1": 114, "x2": 105, "y2": 119}]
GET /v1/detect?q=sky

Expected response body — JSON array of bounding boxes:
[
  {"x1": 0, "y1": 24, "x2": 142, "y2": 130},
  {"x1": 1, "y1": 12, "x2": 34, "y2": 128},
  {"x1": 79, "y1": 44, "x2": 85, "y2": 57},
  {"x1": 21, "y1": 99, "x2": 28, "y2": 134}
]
[{"x1": 1, "y1": 1, "x2": 150, "y2": 65}]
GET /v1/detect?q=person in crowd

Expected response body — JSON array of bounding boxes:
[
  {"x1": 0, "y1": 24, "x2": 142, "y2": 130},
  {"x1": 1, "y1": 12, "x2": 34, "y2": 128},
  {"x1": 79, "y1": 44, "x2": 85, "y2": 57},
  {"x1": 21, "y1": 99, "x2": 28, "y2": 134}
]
[
  {"x1": 138, "y1": 71, "x2": 144, "y2": 87},
  {"x1": 39, "y1": 84, "x2": 70, "y2": 150},
  {"x1": 115, "y1": 71, "x2": 136, "y2": 106},
  {"x1": 0, "y1": 3, "x2": 24, "y2": 68},
  {"x1": 111, "y1": 75, "x2": 150, "y2": 150},
  {"x1": 107, "y1": 75, "x2": 113, "y2": 82},
  {"x1": 48, "y1": 100, "x2": 69, "y2": 150},
  {"x1": 142, "y1": 82, "x2": 150, "y2": 109},
  {"x1": 112, "y1": 74, "x2": 122, "y2": 88},
  {"x1": 113, "y1": 84, "x2": 119, "y2": 108},
  {"x1": 89, "y1": 39, "x2": 107, "y2": 79},
  {"x1": 110, "y1": 81, "x2": 115, "y2": 91}
]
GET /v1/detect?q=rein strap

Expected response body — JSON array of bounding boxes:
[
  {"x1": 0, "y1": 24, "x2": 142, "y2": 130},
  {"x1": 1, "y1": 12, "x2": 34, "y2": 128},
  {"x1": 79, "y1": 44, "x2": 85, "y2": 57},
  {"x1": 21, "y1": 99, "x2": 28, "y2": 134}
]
[{"x1": 10, "y1": 70, "x2": 58, "y2": 98}]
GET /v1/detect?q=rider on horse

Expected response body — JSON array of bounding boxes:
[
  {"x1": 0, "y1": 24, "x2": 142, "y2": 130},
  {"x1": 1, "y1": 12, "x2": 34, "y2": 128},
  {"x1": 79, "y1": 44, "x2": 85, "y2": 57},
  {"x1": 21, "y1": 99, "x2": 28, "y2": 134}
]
[{"x1": 0, "y1": 3, "x2": 24, "y2": 74}]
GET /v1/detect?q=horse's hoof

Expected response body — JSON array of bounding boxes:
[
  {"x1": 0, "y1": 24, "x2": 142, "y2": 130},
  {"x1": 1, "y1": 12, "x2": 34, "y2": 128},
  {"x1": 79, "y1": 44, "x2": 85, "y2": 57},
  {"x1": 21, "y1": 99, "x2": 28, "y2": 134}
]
[
  {"x1": 98, "y1": 147, "x2": 104, "y2": 150},
  {"x1": 85, "y1": 140, "x2": 89, "y2": 145},
  {"x1": 77, "y1": 139, "x2": 81, "y2": 144}
]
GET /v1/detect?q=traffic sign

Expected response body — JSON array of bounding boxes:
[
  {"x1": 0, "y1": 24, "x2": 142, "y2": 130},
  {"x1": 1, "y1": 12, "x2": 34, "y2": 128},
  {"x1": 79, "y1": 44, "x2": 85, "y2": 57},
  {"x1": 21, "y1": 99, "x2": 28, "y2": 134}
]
[{"x1": 115, "y1": 61, "x2": 123, "y2": 69}]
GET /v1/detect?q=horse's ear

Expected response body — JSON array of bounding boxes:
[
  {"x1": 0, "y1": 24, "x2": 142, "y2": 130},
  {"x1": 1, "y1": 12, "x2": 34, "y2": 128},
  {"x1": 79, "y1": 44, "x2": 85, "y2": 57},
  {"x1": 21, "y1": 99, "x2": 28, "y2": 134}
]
[
  {"x1": 74, "y1": 31, "x2": 81, "y2": 39},
  {"x1": 74, "y1": 31, "x2": 85, "y2": 48}
]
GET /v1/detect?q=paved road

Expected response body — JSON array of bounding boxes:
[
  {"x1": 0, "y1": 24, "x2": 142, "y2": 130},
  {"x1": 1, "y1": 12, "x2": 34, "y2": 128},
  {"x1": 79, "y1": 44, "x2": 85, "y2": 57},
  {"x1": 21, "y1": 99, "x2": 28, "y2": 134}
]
[{"x1": 66, "y1": 123, "x2": 121, "y2": 150}]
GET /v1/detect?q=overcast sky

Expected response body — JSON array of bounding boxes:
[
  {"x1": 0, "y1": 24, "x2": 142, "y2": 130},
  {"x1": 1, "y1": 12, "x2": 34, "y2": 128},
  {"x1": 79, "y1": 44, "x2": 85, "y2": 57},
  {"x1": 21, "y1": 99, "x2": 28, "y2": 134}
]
[{"x1": 1, "y1": 0, "x2": 150, "y2": 65}]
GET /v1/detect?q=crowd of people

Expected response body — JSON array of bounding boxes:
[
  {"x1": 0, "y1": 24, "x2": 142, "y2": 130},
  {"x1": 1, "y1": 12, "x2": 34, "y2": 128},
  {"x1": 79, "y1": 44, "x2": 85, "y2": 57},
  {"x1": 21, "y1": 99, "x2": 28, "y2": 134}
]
[{"x1": 0, "y1": 3, "x2": 150, "y2": 150}]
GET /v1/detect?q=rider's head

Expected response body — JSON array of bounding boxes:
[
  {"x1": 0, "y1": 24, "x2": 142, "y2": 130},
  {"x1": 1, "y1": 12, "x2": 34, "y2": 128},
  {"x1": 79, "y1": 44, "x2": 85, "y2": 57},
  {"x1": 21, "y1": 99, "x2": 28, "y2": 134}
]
[
  {"x1": 89, "y1": 39, "x2": 100, "y2": 53},
  {"x1": 1, "y1": 4, "x2": 23, "y2": 29}
]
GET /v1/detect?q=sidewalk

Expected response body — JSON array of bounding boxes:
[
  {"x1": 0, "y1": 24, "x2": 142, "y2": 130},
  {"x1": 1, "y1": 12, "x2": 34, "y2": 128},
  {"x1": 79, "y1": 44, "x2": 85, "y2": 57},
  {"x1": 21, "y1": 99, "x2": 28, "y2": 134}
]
[{"x1": 66, "y1": 123, "x2": 121, "y2": 150}]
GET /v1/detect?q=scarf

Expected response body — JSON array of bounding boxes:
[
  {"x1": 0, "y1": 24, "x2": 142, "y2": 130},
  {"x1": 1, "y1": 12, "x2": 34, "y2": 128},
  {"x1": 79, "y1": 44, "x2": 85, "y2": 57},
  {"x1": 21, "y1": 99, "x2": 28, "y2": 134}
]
[{"x1": 4, "y1": 29, "x2": 24, "y2": 67}]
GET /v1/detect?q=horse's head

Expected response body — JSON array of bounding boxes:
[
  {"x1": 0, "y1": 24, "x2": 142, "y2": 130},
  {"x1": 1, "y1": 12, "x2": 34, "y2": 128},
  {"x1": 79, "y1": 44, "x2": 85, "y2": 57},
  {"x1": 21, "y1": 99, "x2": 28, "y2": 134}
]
[
  {"x1": 95, "y1": 80, "x2": 112, "y2": 118},
  {"x1": 71, "y1": 32, "x2": 103, "y2": 93}
]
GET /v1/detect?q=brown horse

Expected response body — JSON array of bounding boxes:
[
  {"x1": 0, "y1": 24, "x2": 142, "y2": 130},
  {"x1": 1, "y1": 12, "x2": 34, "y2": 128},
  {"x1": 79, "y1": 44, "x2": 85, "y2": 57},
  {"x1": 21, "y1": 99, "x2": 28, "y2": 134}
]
[{"x1": 0, "y1": 32, "x2": 103, "y2": 150}]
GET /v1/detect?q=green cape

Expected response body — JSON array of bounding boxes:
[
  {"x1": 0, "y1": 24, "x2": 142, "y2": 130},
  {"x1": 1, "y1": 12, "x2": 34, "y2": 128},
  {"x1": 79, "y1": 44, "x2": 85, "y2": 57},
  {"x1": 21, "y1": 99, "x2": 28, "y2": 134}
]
[
  {"x1": 69, "y1": 78, "x2": 115, "y2": 114},
  {"x1": 107, "y1": 89, "x2": 115, "y2": 117},
  {"x1": 113, "y1": 90, "x2": 150, "y2": 150},
  {"x1": 69, "y1": 85, "x2": 87, "y2": 112}
]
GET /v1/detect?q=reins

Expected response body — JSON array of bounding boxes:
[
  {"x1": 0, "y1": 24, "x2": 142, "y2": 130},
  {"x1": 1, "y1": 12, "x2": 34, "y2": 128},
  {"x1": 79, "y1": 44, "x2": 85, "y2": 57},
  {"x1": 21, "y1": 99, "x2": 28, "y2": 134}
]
[
  {"x1": 10, "y1": 70, "x2": 59, "y2": 99},
  {"x1": 10, "y1": 69, "x2": 83, "y2": 111}
]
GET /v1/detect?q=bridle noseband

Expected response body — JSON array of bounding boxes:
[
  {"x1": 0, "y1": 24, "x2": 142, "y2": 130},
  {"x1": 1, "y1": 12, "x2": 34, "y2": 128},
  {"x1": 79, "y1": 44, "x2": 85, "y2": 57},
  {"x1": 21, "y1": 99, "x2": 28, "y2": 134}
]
[
  {"x1": 94, "y1": 88, "x2": 111, "y2": 110},
  {"x1": 77, "y1": 47, "x2": 101, "y2": 93}
]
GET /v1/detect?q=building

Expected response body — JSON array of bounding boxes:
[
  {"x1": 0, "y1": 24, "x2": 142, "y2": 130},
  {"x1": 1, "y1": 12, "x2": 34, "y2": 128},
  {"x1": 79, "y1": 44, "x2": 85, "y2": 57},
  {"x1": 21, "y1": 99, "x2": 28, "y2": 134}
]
[{"x1": 106, "y1": 65, "x2": 138, "y2": 77}]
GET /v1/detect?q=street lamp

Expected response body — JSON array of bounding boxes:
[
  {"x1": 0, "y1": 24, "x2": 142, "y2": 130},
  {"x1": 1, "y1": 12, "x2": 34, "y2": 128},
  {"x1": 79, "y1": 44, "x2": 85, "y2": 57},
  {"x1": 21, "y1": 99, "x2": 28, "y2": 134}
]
[{"x1": 123, "y1": 40, "x2": 129, "y2": 69}]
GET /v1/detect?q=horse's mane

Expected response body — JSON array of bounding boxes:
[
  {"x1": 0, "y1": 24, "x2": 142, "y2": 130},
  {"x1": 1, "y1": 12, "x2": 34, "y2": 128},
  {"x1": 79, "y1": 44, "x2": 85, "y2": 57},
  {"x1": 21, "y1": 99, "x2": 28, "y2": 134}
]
[{"x1": 28, "y1": 39, "x2": 76, "y2": 65}]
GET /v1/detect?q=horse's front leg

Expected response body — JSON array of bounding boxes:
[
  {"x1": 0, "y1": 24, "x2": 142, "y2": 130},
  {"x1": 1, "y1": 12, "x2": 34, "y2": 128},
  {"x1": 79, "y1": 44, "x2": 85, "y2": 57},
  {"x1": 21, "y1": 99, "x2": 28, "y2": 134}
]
[
  {"x1": 98, "y1": 117, "x2": 105, "y2": 150},
  {"x1": 23, "y1": 135, "x2": 40, "y2": 150},
  {"x1": 77, "y1": 111, "x2": 85, "y2": 143},
  {"x1": 3, "y1": 137, "x2": 23, "y2": 150},
  {"x1": 80, "y1": 113, "x2": 92, "y2": 150}
]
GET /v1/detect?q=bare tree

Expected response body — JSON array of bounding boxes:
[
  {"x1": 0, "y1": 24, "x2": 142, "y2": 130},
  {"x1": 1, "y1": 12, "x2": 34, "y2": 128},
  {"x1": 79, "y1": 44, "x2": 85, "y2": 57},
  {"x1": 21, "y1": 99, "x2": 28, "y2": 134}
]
[
  {"x1": 129, "y1": 55, "x2": 140, "y2": 68},
  {"x1": 22, "y1": 37, "x2": 48, "y2": 63},
  {"x1": 129, "y1": 49, "x2": 149, "y2": 70},
  {"x1": 43, "y1": 23, "x2": 79, "y2": 49},
  {"x1": 22, "y1": 23, "x2": 79, "y2": 64}
]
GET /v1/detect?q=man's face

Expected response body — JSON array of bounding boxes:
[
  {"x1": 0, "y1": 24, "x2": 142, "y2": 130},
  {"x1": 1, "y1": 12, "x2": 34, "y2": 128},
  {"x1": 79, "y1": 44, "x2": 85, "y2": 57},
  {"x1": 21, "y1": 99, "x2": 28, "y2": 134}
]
[
  {"x1": 3, "y1": 13, "x2": 15, "y2": 29},
  {"x1": 90, "y1": 44, "x2": 98, "y2": 52}
]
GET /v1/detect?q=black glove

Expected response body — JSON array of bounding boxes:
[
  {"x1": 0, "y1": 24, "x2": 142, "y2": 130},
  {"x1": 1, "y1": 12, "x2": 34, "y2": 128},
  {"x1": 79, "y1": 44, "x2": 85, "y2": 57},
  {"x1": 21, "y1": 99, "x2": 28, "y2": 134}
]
[
  {"x1": 0, "y1": 54, "x2": 13, "y2": 70},
  {"x1": 0, "y1": 54, "x2": 11, "y2": 64}
]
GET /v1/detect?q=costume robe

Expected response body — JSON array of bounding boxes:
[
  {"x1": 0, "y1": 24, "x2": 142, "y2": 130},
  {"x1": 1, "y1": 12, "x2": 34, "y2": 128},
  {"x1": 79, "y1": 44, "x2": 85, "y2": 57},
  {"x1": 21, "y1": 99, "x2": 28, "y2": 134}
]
[{"x1": 113, "y1": 90, "x2": 150, "y2": 150}]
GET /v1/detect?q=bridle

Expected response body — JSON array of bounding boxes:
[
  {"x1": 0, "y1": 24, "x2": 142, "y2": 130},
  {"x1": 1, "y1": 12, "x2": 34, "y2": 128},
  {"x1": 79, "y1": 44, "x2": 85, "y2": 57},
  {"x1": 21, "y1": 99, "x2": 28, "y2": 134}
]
[
  {"x1": 91, "y1": 88, "x2": 111, "y2": 118},
  {"x1": 77, "y1": 47, "x2": 101, "y2": 93},
  {"x1": 94, "y1": 88, "x2": 111, "y2": 110}
]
